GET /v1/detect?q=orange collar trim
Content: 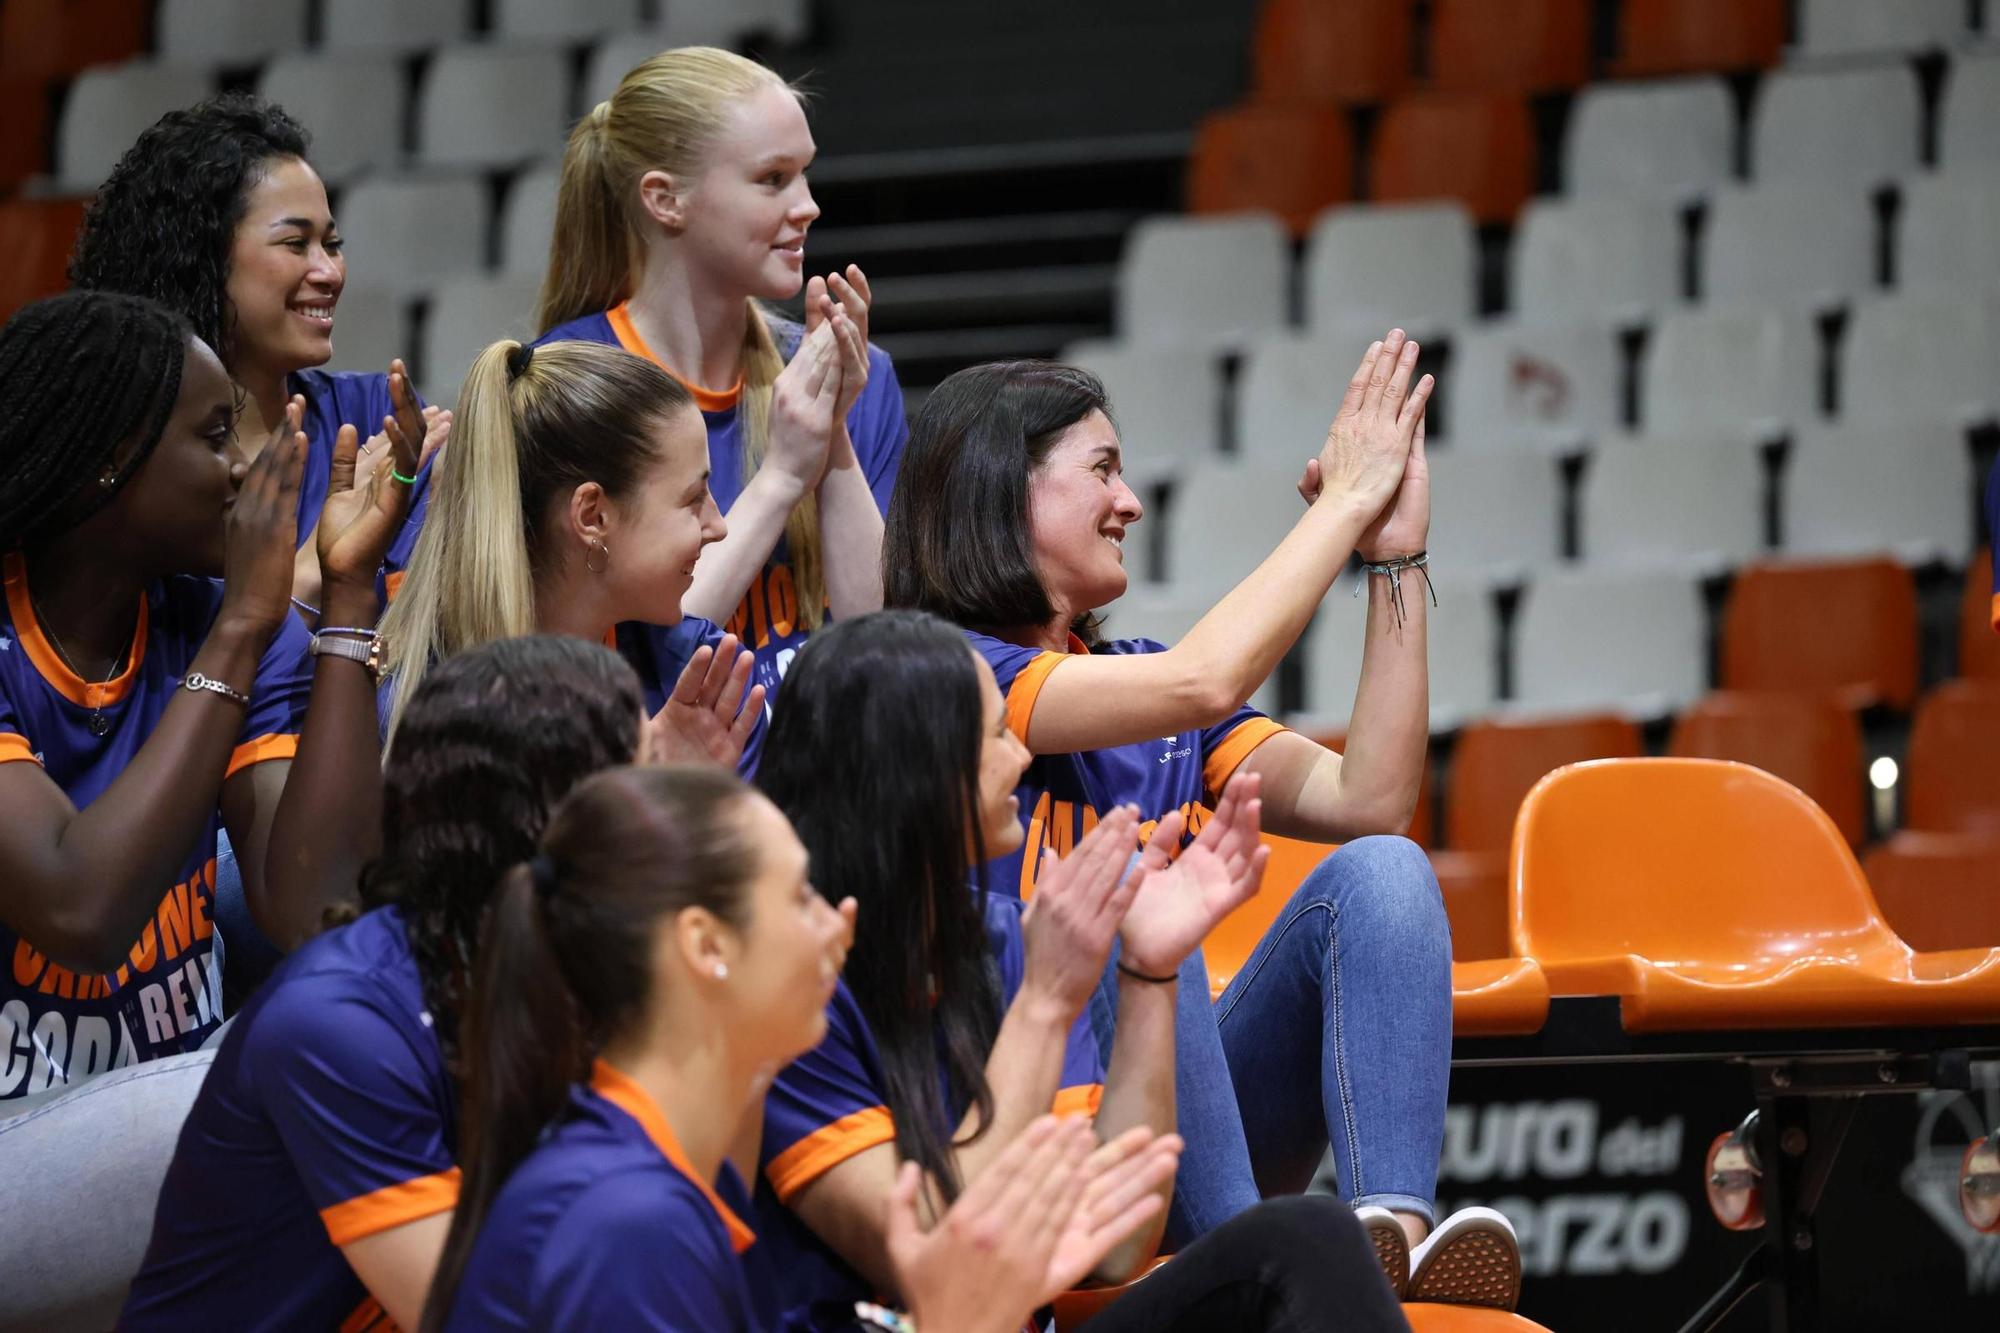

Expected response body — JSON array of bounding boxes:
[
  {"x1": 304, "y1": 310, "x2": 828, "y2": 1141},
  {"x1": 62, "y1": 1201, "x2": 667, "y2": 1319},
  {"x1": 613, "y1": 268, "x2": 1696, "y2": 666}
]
[
  {"x1": 1064, "y1": 631, "x2": 1090, "y2": 655},
  {"x1": 590, "y1": 1059, "x2": 757, "y2": 1254},
  {"x1": 2, "y1": 552, "x2": 148, "y2": 710},
  {"x1": 606, "y1": 303, "x2": 745, "y2": 412}
]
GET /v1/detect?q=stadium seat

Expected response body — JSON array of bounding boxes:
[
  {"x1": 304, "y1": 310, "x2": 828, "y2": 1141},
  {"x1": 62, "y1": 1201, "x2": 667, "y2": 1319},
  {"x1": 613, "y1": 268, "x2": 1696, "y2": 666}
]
[
  {"x1": 0, "y1": 77, "x2": 51, "y2": 193},
  {"x1": 1939, "y1": 52, "x2": 2000, "y2": 169},
  {"x1": 1095, "y1": 584, "x2": 1279, "y2": 714},
  {"x1": 1905, "y1": 680, "x2": 2000, "y2": 835},
  {"x1": 1863, "y1": 832, "x2": 2000, "y2": 953},
  {"x1": 1446, "y1": 712, "x2": 1644, "y2": 852},
  {"x1": 416, "y1": 44, "x2": 572, "y2": 171},
  {"x1": 1233, "y1": 329, "x2": 1395, "y2": 467},
  {"x1": 1668, "y1": 690, "x2": 1867, "y2": 845},
  {"x1": 1720, "y1": 558, "x2": 1918, "y2": 711},
  {"x1": 1640, "y1": 305, "x2": 1818, "y2": 439},
  {"x1": 1116, "y1": 213, "x2": 1290, "y2": 347},
  {"x1": 333, "y1": 177, "x2": 490, "y2": 289},
  {"x1": 256, "y1": 54, "x2": 405, "y2": 184},
  {"x1": 56, "y1": 61, "x2": 215, "y2": 193},
  {"x1": 1186, "y1": 103, "x2": 1352, "y2": 238},
  {"x1": 1513, "y1": 757, "x2": 2000, "y2": 1029},
  {"x1": 1785, "y1": 420, "x2": 1975, "y2": 565},
  {"x1": 1838, "y1": 293, "x2": 2000, "y2": 426},
  {"x1": 321, "y1": 284, "x2": 414, "y2": 382},
  {"x1": 584, "y1": 33, "x2": 670, "y2": 108},
  {"x1": 1427, "y1": 0, "x2": 1589, "y2": 94},
  {"x1": 1795, "y1": 0, "x2": 1968, "y2": 59},
  {"x1": 1063, "y1": 339, "x2": 1222, "y2": 488},
  {"x1": 1430, "y1": 847, "x2": 1509, "y2": 960},
  {"x1": 1576, "y1": 436, "x2": 1765, "y2": 570},
  {"x1": 1749, "y1": 62, "x2": 1922, "y2": 189},
  {"x1": 0, "y1": 0, "x2": 148, "y2": 81},
  {"x1": 1510, "y1": 196, "x2": 1682, "y2": 324},
  {"x1": 660, "y1": 0, "x2": 810, "y2": 47},
  {"x1": 1701, "y1": 183, "x2": 1875, "y2": 312},
  {"x1": 499, "y1": 162, "x2": 563, "y2": 282},
  {"x1": 1370, "y1": 93, "x2": 1535, "y2": 224},
  {"x1": 157, "y1": 0, "x2": 308, "y2": 66},
  {"x1": 1613, "y1": 0, "x2": 1785, "y2": 77},
  {"x1": 1898, "y1": 171, "x2": 2000, "y2": 298},
  {"x1": 1423, "y1": 450, "x2": 1564, "y2": 576},
  {"x1": 0, "y1": 197, "x2": 88, "y2": 326},
  {"x1": 1513, "y1": 569, "x2": 1707, "y2": 715},
  {"x1": 1562, "y1": 76, "x2": 1734, "y2": 203},
  {"x1": 1300, "y1": 576, "x2": 1498, "y2": 730},
  {"x1": 322, "y1": 0, "x2": 473, "y2": 52},
  {"x1": 1302, "y1": 202, "x2": 1475, "y2": 336},
  {"x1": 1443, "y1": 320, "x2": 1622, "y2": 448},
  {"x1": 419, "y1": 277, "x2": 544, "y2": 407},
  {"x1": 1961, "y1": 551, "x2": 2000, "y2": 679},
  {"x1": 1251, "y1": 0, "x2": 1415, "y2": 106},
  {"x1": 1161, "y1": 461, "x2": 1314, "y2": 589},
  {"x1": 495, "y1": 0, "x2": 642, "y2": 41}
]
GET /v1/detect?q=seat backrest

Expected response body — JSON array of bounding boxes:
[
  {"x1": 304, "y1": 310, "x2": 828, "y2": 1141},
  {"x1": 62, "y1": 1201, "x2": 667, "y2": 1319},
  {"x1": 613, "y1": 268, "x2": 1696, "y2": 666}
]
[
  {"x1": 1448, "y1": 713, "x2": 1644, "y2": 851},
  {"x1": 256, "y1": 54, "x2": 405, "y2": 184},
  {"x1": 1513, "y1": 568, "x2": 1708, "y2": 714},
  {"x1": 1443, "y1": 320, "x2": 1622, "y2": 448},
  {"x1": 56, "y1": 61, "x2": 215, "y2": 192},
  {"x1": 1784, "y1": 420, "x2": 1974, "y2": 565},
  {"x1": 1252, "y1": 0, "x2": 1415, "y2": 105},
  {"x1": 1749, "y1": 62, "x2": 1922, "y2": 189},
  {"x1": 584, "y1": 33, "x2": 672, "y2": 108},
  {"x1": 322, "y1": 285, "x2": 411, "y2": 380},
  {"x1": 1424, "y1": 450, "x2": 1564, "y2": 573},
  {"x1": 0, "y1": 0, "x2": 147, "y2": 81},
  {"x1": 499, "y1": 161, "x2": 562, "y2": 282},
  {"x1": 158, "y1": 0, "x2": 308, "y2": 64},
  {"x1": 0, "y1": 80, "x2": 52, "y2": 194},
  {"x1": 1939, "y1": 51, "x2": 2000, "y2": 169},
  {"x1": 495, "y1": 0, "x2": 641, "y2": 41},
  {"x1": 1577, "y1": 436, "x2": 1765, "y2": 570},
  {"x1": 1720, "y1": 558, "x2": 1918, "y2": 709},
  {"x1": 1510, "y1": 757, "x2": 1891, "y2": 970},
  {"x1": 0, "y1": 197, "x2": 89, "y2": 326},
  {"x1": 417, "y1": 44, "x2": 572, "y2": 171},
  {"x1": 1234, "y1": 327, "x2": 1397, "y2": 465},
  {"x1": 1563, "y1": 76, "x2": 1734, "y2": 202},
  {"x1": 1615, "y1": 0, "x2": 1785, "y2": 77},
  {"x1": 418, "y1": 277, "x2": 543, "y2": 407},
  {"x1": 1700, "y1": 182, "x2": 1875, "y2": 311},
  {"x1": 323, "y1": 0, "x2": 472, "y2": 52},
  {"x1": 1371, "y1": 93, "x2": 1535, "y2": 224},
  {"x1": 1303, "y1": 576, "x2": 1497, "y2": 730},
  {"x1": 1862, "y1": 831, "x2": 2000, "y2": 953},
  {"x1": 1960, "y1": 550, "x2": 2000, "y2": 681},
  {"x1": 1428, "y1": 0, "x2": 1590, "y2": 93},
  {"x1": 1063, "y1": 339, "x2": 1222, "y2": 488},
  {"x1": 1117, "y1": 213, "x2": 1290, "y2": 346},
  {"x1": 335, "y1": 177, "x2": 491, "y2": 288},
  {"x1": 1797, "y1": 0, "x2": 1967, "y2": 59},
  {"x1": 1898, "y1": 170, "x2": 2000, "y2": 298},
  {"x1": 1668, "y1": 690, "x2": 1866, "y2": 845},
  {"x1": 1839, "y1": 293, "x2": 2000, "y2": 425},
  {"x1": 1905, "y1": 680, "x2": 2000, "y2": 835},
  {"x1": 1511, "y1": 195, "x2": 1683, "y2": 323},
  {"x1": 1161, "y1": 461, "x2": 1314, "y2": 591},
  {"x1": 1303, "y1": 201, "x2": 1475, "y2": 333},
  {"x1": 1641, "y1": 305, "x2": 1817, "y2": 438},
  {"x1": 1187, "y1": 103, "x2": 1352, "y2": 238}
]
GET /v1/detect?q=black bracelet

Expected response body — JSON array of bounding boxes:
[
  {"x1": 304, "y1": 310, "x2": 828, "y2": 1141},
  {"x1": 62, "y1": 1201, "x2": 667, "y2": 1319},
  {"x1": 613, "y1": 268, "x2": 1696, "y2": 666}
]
[{"x1": 1117, "y1": 960, "x2": 1178, "y2": 985}]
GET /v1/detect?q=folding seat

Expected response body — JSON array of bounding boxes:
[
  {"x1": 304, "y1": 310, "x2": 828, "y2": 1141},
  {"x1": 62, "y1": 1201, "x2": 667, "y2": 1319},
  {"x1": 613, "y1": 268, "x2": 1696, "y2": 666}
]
[
  {"x1": 1904, "y1": 680, "x2": 2000, "y2": 835},
  {"x1": 0, "y1": 0, "x2": 147, "y2": 81},
  {"x1": 1561, "y1": 76, "x2": 1734, "y2": 203},
  {"x1": 1512, "y1": 569, "x2": 1707, "y2": 715},
  {"x1": 1186, "y1": 103, "x2": 1351, "y2": 238},
  {"x1": 1115, "y1": 213, "x2": 1290, "y2": 347},
  {"x1": 157, "y1": 0, "x2": 308, "y2": 66},
  {"x1": 584, "y1": 34, "x2": 665, "y2": 109},
  {"x1": 55, "y1": 61, "x2": 215, "y2": 193},
  {"x1": 322, "y1": 0, "x2": 473, "y2": 53},
  {"x1": 1446, "y1": 712, "x2": 1644, "y2": 851},
  {"x1": 1232, "y1": 331, "x2": 1377, "y2": 468},
  {"x1": 1301, "y1": 576, "x2": 1497, "y2": 729},
  {"x1": 1424, "y1": 450, "x2": 1564, "y2": 576},
  {"x1": 1061, "y1": 340, "x2": 1223, "y2": 489},
  {"x1": 416, "y1": 45, "x2": 573, "y2": 171},
  {"x1": 1784, "y1": 420, "x2": 1975, "y2": 565},
  {"x1": 1863, "y1": 832, "x2": 2000, "y2": 953},
  {"x1": 419, "y1": 277, "x2": 544, "y2": 407},
  {"x1": 1511, "y1": 757, "x2": 2000, "y2": 1030},
  {"x1": 1668, "y1": 691, "x2": 1866, "y2": 845},
  {"x1": 1252, "y1": 0, "x2": 1415, "y2": 106},
  {"x1": 660, "y1": 0, "x2": 810, "y2": 47},
  {"x1": 1961, "y1": 550, "x2": 2000, "y2": 680},
  {"x1": 256, "y1": 54, "x2": 406, "y2": 184},
  {"x1": 333, "y1": 177, "x2": 489, "y2": 289},
  {"x1": 0, "y1": 77, "x2": 51, "y2": 194},
  {"x1": 1161, "y1": 461, "x2": 1316, "y2": 591},
  {"x1": 0, "y1": 197, "x2": 88, "y2": 326},
  {"x1": 1898, "y1": 171, "x2": 2000, "y2": 299},
  {"x1": 1427, "y1": 0, "x2": 1589, "y2": 94},
  {"x1": 1939, "y1": 52, "x2": 2000, "y2": 169},
  {"x1": 499, "y1": 162, "x2": 563, "y2": 282},
  {"x1": 1640, "y1": 306, "x2": 1818, "y2": 438},
  {"x1": 1370, "y1": 93, "x2": 1535, "y2": 224},
  {"x1": 1577, "y1": 437, "x2": 1765, "y2": 571},
  {"x1": 1092, "y1": 583, "x2": 1278, "y2": 714},
  {"x1": 1749, "y1": 62, "x2": 1922, "y2": 190},
  {"x1": 1838, "y1": 293, "x2": 2000, "y2": 426},
  {"x1": 495, "y1": 0, "x2": 642, "y2": 42},
  {"x1": 1509, "y1": 195, "x2": 1682, "y2": 324},
  {"x1": 1302, "y1": 202, "x2": 1475, "y2": 336},
  {"x1": 321, "y1": 285, "x2": 414, "y2": 382},
  {"x1": 1613, "y1": 0, "x2": 1785, "y2": 78},
  {"x1": 1720, "y1": 558, "x2": 1919, "y2": 710},
  {"x1": 1700, "y1": 183, "x2": 1875, "y2": 312},
  {"x1": 1796, "y1": 0, "x2": 1967, "y2": 60},
  {"x1": 1443, "y1": 320, "x2": 1621, "y2": 448}
]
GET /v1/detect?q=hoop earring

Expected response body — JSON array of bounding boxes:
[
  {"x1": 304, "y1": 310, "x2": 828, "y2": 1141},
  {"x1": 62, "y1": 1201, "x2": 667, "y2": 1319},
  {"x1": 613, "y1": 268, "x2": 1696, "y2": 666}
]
[{"x1": 585, "y1": 537, "x2": 610, "y2": 574}]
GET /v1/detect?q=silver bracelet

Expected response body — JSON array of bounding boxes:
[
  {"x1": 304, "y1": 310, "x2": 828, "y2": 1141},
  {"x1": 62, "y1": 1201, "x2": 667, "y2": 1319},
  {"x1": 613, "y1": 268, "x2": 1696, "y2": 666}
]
[
  {"x1": 1354, "y1": 550, "x2": 1436, "y2": 628},
  {"x1": 181, "y1": 672, "x2": 251, "y2": 707}
]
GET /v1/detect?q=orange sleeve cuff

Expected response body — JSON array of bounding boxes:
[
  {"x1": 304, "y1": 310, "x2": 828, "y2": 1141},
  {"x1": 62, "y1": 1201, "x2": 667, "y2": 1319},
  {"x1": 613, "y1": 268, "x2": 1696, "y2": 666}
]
[
  {"x1": 320, "y1": 1167, "x2": 462, "y2": 1246},
  {"x1": 1202, "y1": 718, "x2": 1288, "y2": 798},
  {"x1": 764, "y1": 1106, "x2": 897, "y2": 1203},
  {"x1": 1003, "y1": 652, "x2": 1067, "y2": 744},
  {"x1": 0, "y1": 733, "x2": 38, "y2": 765},
  {"x1": 226, "y1": 733, "x2": 298, "y2": 780},
  {"x1": 1052, "y1": 1084, "x2": 1104, "y2": 1119}
]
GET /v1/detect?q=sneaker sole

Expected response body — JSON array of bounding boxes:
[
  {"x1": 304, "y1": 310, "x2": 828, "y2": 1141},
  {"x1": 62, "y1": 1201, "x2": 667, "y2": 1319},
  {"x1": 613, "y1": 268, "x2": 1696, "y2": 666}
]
[
  {"x1": 1360, "y1": 1216, "x2": 1410, "y2": 1296},
  {"x1": 1407, "y1": 1225, "x2": 1521, "y2": 1310}
]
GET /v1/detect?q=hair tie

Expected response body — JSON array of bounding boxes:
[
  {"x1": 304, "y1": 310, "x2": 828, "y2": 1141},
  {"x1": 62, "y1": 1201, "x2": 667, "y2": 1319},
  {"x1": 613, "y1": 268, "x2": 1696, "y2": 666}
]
[
  {"x1": 506, "y1": 342, "x2": 535, "y2": 382},
  {"x1": 528, "y1": 853, "x2": 560, "y2": 900}
]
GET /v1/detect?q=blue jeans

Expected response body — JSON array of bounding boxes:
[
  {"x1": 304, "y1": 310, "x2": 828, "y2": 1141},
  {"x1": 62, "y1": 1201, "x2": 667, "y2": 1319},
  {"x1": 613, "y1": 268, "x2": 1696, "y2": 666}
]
[{"x1": 1088, "y1": 836, "x2": 1451, "y2": 1249}]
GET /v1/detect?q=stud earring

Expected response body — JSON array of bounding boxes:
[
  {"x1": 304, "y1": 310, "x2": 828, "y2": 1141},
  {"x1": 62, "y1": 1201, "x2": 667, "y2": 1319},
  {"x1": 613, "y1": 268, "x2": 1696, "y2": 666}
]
[{"x1": 714, "y1": 964, "x2": 729, "y2": 981}]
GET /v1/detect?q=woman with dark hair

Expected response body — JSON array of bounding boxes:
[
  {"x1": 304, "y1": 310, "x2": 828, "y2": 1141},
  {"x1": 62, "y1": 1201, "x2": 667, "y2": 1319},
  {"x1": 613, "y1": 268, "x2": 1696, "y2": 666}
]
[
  {"x1": 122, "y1": 636, "x2": 672, "y2": 1332},
  {"x1": 882, "y1": 340, "x2": 1521, "y2": 1309},
  {"x1": 751, "y1": 610, "x2": 1412, "y2": 1332}
]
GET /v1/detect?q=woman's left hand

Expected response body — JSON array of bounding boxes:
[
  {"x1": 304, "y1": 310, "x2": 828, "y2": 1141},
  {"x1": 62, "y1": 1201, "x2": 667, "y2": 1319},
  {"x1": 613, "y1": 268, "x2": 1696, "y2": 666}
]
[
  {"x1": 1354, "y1": 410, "x2": 1429, "y2": 563},
  {"x1": 644, "y1": 635, "x2": 764, "y2": 767},
  {"x1": 806, "y1": 265, "x2": 872, "y2": 422},
  {"x1": 1115, "y1": 773, "x2": 1270, "y2": 979},
  {"x1": 316, "y1": 363, "x2": 445, "y2": 594}
]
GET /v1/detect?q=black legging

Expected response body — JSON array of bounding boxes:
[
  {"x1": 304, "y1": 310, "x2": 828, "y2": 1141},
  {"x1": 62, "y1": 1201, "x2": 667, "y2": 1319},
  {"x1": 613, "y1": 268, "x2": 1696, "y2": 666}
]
[{"x1": 1078, "y1": 1195, "x2": 1411, "y2": 1333}]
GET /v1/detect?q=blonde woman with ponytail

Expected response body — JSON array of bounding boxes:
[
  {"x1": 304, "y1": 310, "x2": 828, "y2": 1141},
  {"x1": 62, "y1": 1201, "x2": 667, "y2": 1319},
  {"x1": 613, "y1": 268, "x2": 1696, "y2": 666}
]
[{"x1": 536, "y1": 47, "x2": 905, "y2": 730}]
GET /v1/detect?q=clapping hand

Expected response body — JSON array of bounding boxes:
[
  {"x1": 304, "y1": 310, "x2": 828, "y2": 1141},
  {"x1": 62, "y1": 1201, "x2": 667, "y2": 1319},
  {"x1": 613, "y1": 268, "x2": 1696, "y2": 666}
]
[
  {"x1": 1019, "y1": 806, "x2": 1147, "y2": 1018},
  {"x1": 644, "y1": 634, "x2": 764, "y2": 767},
  {"x1": 1115, "y1": 773, "x2": 1270, "y2": 980}
]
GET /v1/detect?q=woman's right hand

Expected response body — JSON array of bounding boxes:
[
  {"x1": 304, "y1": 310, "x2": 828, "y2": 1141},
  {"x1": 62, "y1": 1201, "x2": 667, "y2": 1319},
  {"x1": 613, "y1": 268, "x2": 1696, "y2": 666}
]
[
  {"x1": 763, "y1": 316, "x2": 846, "y2": 493},
  {"x1": 219, "y1": 396, "x2": 308, "y2": 638},
  {"x1": 1314, "y1": 329, "x2": 1433, "y2": 518},
  {"x1": 1018, "y1": 806, "x2": 1146, "y2": 1018}
]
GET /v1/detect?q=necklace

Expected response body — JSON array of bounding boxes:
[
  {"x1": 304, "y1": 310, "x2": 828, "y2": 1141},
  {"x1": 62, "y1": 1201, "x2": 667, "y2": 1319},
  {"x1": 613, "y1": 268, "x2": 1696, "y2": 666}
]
[{"x1": 25, "y1": 581, "x2": 128, "y2": 738}]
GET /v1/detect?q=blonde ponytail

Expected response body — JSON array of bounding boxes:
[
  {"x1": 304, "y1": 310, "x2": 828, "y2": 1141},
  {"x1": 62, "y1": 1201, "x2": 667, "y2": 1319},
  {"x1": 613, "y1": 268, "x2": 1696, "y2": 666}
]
[{"x1": 536, "y1": 105, "x2": 633, "y2": 335}]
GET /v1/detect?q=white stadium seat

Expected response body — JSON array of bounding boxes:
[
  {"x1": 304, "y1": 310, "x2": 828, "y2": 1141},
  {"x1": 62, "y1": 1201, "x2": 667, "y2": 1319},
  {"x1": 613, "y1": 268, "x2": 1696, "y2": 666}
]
[
  {"x1": 1062, "y1": 340, "x2": 1223, "y2": 489},
  {"x1": 1577, "y1": 437, "x2": 1766, "y2": 571},
  {"x1": 1897, "y1": 171, "x2": 2000, "y2": 298},
  {"x1": 1510, "y1": 196, "x2": 1682, "y2": 325},
  {"x1": 1839, "y1": 294, "x2": 2000, "y2": 426},
  {"x1": 1701, "y1": 183, "x2": 1875, "y2": 312},
  {"x1": 1161, "y1": 461, "x2": 1312, "y2": 589},
  {"x1": 1096, "y1": 583, "x2": 1277, "y2": 714},
  {"x1": 1641, "y1": 306, "x2": 1818, "y2": 439},
  {"x1": 322, "y1": 0, "x2": 473, "y2": 53},
  {"x1": 1303, "y1": 203, "x2": 1475, "y2": 336},
  {"x1": 1784, "y1": 420, "x2": 1976, "y2": 565},
  {"x1": 499, "y1": 162, "x2": 563, "y2": 282},
  {"x1": 56, "y1": 61, "x2": 214, "y2": 192},
  {"x1": 1300, "y1": 575, "x2": 1496, "y2": 731},
  {"x1": 335, "y1": 176, "x2": 490, "y2": 289},
  {"x1": 1444, "y1": 320, "x2": 1622, "y2": 448},
  {"x1": 1749, "y1": 62, "x2": 1921, "y2": 189},
  {"x1": 1561, "y1": 77, "x2": 1734, "y2": 202},
  {"x1": 1940, "y1": 52, "x2": 2000, "y2": 169},
  {"x1": 322, "y1": 285, "x2": 414, "y2": 382},
  {"x1": 1795, "y1": 0, "x2": 1968, "y2": 61},
  {"x1": 1423, "y1": 450, "x2": 1564, "y2": 578},
  {"x1": 419, "y1": 278, "x2": 545, "y2": 408},
  {"x1": 495, "y1": 0, "x2": 643, "y2": 42},
  {"x1": 157, "y1": 0, "x2": 308, "y2": 65},
  {"x1": 257, "y1": 54, "x2": 405, "y2": 184},
  {"x1": 584, "y1": 33, "x2": 671, "y2": 109},
  {"x1": 416, "y1": 44, "x2": 573, "y2": 171},
  {"x1": 1232, "y1": 330, "x2": 1383, "y2": 469},
  {"x1": 1513, "y1": 569, "x2": 1707, "y2": 716},
  {"x1": 661, "y1": 0, "x2": 810, "y2": 47},
  {"x1": 1116, "y1": 213, "x2": 1290, "y2": 348}
]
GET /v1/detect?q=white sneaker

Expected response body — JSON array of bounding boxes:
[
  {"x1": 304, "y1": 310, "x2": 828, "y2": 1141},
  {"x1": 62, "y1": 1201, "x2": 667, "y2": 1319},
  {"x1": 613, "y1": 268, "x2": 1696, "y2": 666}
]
[
  {"x1": 1352, "y1": 1205, "x2": 1411, "y2": 1297},
  {"x1": 1406, "y1": 1206, "x2": 1522, "y2": 1310}
]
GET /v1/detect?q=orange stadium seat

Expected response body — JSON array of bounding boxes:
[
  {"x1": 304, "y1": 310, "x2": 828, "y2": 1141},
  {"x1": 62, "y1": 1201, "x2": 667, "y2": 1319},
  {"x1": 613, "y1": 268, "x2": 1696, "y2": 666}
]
[
  {"x1": 1904, "y1": 680, "x2": 2000, "y2": 836},
  {"x1": 1428, "y1": 0, "x2": 1592, "y2": 94},
  {"x1": 1668, "y1": 691, "x2": 1867, "y2": 846},
  {"x1": 1370, "y1": 93, "x2": 1535, "y2": 223},
  {"x1": 1720, "y1": 559, "x2": 1919, "y2": 712},
  {"x1": 0, "y1": 0, "x2": 149, "y2": 80},
  {"x1": 0, "y1": 196, "x2": 86, "y2": 325},
  {"x1": 1445, "y1": 714, "x2": 1644, "y2": 853},
  {"x1": 0, "y1": 77, "x2": 51, "y2": 193},
  {"x1": 1613, "y1": 0, "x2": 1786, "y2": 78},
  {"x1": 1511, "y1": 758, "x2": 2000, "y2": 1031},
  {"x1": 1961, "y1": 549, "x2": 2000, "y2": 680},
  {"x1": 1864, "y1": 832, "x2": 2000, "y2": 954},
  {"x1": 1252, "y1": 0, "x2": 1415, "y2": 106},
  {"x1": 1187, "y1": 102, "x2": 1352, "y2": 237}
]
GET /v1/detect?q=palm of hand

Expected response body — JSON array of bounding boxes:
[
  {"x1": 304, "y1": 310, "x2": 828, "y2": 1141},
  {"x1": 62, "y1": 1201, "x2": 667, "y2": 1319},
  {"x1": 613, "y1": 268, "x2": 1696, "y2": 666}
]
[
  {"x1": 1118, "y1": 845, "x2": 1238, "y2": 977},
  {"x1": 648, "y1": 702, "x2": 734, "y2": 765},
  {"x1": 316, "y1": 466, "x2": 394, "y2": 585},
  {"x1": 1357, "y1": 429, "x2": 1430, "y2": 562}
]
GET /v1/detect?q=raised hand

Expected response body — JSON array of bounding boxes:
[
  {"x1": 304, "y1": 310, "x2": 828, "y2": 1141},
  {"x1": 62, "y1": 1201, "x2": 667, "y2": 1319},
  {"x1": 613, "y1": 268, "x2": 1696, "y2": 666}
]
[
  {"x1": 317, "y1": 364, "x2": 440, "y2": 594},
  {"x1": 644, "y1": 635, "x2": 764, "y2": 767},
  {"x1": 804, "y1": 265, "x2": 873, "y2": 422},
  {"x1": 220, "y1": 398, "x2": 308, "y2": 637},
  {"x1": 1356, "y1": 405, "x2": 1429, "y2": 562},
  {"x1": 1019, "y1": 806, "x2": 1146, "y2": 1017},
  {"x1": 765, "y1": 318, "x2": 844, "y2": 493},
  {"x1": 1314, "y1": 330, "x2": 1433, "y2": 521},
  {"x1": 1042, "y1": 1126, "x2": 1184, "y2": 1294},
  {"x1": 1116, "y1": 773, "x2": 1270, "y2": 979}
]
